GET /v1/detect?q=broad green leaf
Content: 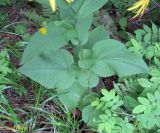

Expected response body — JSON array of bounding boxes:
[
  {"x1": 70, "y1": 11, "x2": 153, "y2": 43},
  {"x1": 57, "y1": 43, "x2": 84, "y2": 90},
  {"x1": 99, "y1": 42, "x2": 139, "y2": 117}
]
[
  {"x1": 82, "y1": 105, "x2": 102, "y2": 126},
  {"x1": 80, "y1": 93, "x2": 99, "y2": 109},
  {"x1": 84, "y1": 25, "x2": 109, "y2": 49},
  {"x1": 21, "y1": 23, "x2": 71, "y2": 64},
  {"x1": 138, "y1": 97, "x2": 150, "y2": 105},
  {"x1": 93, "y1": 40, "x2": 149, "y2": 77},
  {"x1": 133, "y1": 105, "x2": 146, "y2": 113},
  {"x1": 76, "y1": 14, "x2": 93, "y2": 45},
  {"x1": 78, "y1": 70, "x2": 99, "y2": 88},
  {"x1": 58, "y1": 81, "x2": 87, "y2": 110},
  {"x1": 79, "y1": 39, "x2": 149, "y2": 77},
  {"x1": 78, "y1": 0, "x2": 108, "y2": 18},
  {"x1": 72, "y1": 64, "x2": 99, "y2": 88},
  {"x1": 57, "y1": 0, "x2": 75, "y2": 19},
  {"x1": 78, "y1": 49, "x2": 94, "y2": 69},
  {"x1": 19, "y1": 50, "x2": 75, "y2": 89}
]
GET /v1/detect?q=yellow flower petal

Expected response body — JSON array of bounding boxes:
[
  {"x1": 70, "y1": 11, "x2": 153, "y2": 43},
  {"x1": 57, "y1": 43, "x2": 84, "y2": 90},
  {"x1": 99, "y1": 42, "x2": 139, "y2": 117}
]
[
  {"x1": 128, "y1": 0, "x2": 150, "y2": 18},
  {"x1": 49, "y1": 0, "x2": 56, "y2": 12},
  {"x1": 65, "y1": 0, "x2": 74, "y2": 4},
  {"x1": 127, "y1": 1, "x2": 144, "y2": 11},
  {"x1": 39, "y1": 27, "x2": 48, "y2": 35}
]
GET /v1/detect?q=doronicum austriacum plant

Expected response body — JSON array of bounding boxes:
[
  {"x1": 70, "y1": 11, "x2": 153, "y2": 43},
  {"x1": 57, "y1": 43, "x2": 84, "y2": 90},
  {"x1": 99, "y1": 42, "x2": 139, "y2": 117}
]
[{"x1": 19, "y1": 0, "x2": 149, "y2": 110}]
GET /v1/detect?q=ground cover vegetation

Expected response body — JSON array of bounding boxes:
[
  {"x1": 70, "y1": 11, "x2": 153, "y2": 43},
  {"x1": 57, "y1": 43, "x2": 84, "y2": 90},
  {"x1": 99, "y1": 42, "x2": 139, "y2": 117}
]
[{"x1": 1, "y1": 0, "x2": 160, "y2": 132}]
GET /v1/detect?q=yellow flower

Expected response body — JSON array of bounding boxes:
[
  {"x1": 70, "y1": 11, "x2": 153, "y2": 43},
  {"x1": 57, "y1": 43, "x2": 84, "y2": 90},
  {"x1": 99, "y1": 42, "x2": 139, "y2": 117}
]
[
  {"x1": 49, "y1": 0, "x2": 56, "y2": 12},
  {"x1": 128, "y1": 0, "x2": 150, "y2": 18},
  {"x1": 65, "y1": 0, "x2": 74, "y2": 4},
  {"x1": 39, "y1": 27, "x2": 48, "y2": 35}
]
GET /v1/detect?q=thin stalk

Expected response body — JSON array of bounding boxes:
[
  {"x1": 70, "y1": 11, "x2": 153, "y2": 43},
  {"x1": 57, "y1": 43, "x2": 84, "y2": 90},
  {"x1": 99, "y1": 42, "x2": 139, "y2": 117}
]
[{"x1": 0, "y1": 22, "x2": 27, "y2": 32}]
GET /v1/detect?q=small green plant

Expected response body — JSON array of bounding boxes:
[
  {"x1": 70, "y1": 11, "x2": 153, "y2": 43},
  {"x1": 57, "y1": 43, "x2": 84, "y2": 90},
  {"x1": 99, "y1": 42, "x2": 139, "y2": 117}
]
[
  {"x1": 128, "y1": 23, "x2": 160, "y2": 49},
  {"x1": 133, "y1": 91, "x2": 160, "y2": 130},
  {"x1": 126, "y1": 23, "x2": 160, "y2": 96},
  {"x1": 82, "y1": 89, "x2": 134, "y2": 133},
  {"x1": 113, "y1": 22, "x2": 160, "y2": 132}
]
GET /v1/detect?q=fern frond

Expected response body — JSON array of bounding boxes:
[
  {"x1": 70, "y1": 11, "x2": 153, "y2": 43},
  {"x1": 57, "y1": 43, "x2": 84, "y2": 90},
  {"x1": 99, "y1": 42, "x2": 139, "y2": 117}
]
[
  {"x1": 24, "y1": 11, "x2": 46, "y2": 26},
  {"x1": 0, "y1": 0, "x2": 11, "y2": 6},
  {"x1": 42, "y1": 8, "x2": 53, "y2": 17}
]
